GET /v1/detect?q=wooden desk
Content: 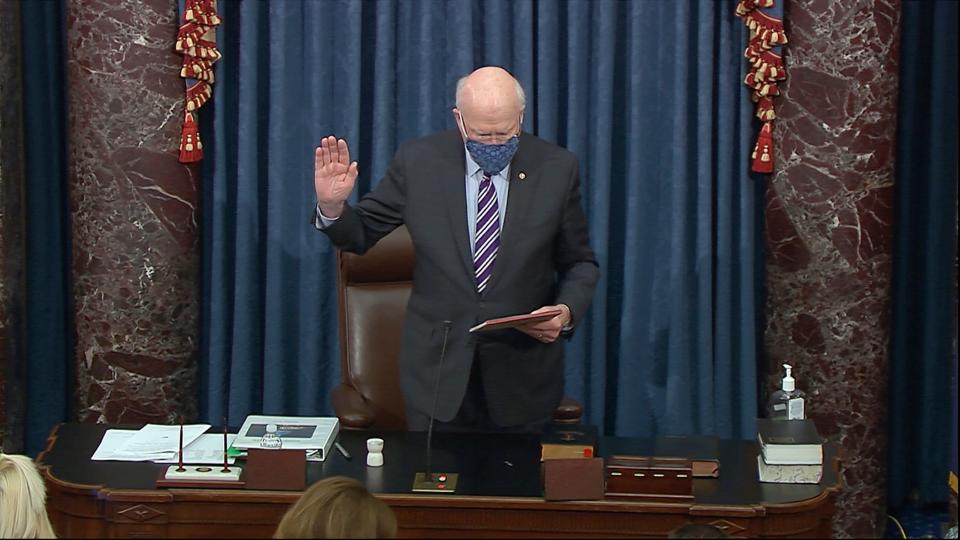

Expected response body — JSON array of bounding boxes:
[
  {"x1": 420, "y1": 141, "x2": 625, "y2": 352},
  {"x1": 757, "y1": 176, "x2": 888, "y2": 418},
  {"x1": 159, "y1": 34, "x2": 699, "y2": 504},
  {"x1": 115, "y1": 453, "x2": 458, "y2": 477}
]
[{"x1": 37, "y1": 423, "x2": 840, "y2": 538}]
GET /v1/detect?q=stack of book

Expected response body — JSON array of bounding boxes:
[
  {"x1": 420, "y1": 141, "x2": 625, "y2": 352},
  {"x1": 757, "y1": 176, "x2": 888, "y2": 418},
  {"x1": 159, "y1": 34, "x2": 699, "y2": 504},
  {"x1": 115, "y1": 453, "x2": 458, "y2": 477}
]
[{"x1": 756, "y1": 418, "x2": 823, "y2": 483}]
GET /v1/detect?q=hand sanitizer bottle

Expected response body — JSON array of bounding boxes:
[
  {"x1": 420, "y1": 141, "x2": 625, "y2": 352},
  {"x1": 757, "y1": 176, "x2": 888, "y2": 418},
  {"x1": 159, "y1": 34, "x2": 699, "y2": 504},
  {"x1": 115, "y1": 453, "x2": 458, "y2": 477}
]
[
  {"x1": 766, "y1": 364, "x2": 806, "y2": 420},
  {"x1": 259, "y1": 423, "x2": 283, "y2": 449}
]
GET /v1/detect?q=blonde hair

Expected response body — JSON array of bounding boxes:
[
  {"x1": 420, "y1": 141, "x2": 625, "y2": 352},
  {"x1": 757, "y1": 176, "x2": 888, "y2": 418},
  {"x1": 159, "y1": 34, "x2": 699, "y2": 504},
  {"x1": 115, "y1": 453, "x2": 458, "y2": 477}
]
[
  {"x1": 0, "y1": 454, "x2": 56, "y2": 538},
  {"x1": 274, "y1": 476, "x2": 396, "y2": 539}
]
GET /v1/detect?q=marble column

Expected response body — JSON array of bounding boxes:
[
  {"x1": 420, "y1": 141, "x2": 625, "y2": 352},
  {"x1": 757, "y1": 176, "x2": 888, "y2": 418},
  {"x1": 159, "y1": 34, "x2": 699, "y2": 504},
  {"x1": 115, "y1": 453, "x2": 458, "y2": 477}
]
[
  {"x1": 765, "y1": 0, "x2": 900, "y2": 537},
  {"x1": 65, "y1": 0, "x2": 199, "y2": 424},
  {"x1": 0, "y1": 0, "x2": 24, "y2": 451}
]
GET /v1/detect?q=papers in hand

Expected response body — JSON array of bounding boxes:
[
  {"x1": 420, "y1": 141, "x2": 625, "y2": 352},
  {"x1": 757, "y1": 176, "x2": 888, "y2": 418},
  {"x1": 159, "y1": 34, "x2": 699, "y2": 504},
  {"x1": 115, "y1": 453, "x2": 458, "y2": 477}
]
[{"x1": 469, "y1": 309, "x2": 562, "y2": 333}]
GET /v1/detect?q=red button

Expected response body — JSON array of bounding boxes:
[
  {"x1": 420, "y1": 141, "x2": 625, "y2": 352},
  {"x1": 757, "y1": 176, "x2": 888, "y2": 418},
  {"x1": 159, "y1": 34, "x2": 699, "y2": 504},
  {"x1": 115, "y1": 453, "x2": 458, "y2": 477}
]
[
  {"x1": 437, "y1": 483, "x2": 445, "y2": 489},
  {"x1": 438, "y1": 474, "x2": 447, "y2": 482}
]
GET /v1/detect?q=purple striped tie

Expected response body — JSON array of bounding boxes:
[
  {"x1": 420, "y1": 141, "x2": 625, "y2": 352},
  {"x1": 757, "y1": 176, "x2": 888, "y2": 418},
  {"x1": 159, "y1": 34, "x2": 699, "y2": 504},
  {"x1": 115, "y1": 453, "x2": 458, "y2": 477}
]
[{"x1": 473, "y1": 174, "x2": 500, "y2": 293}]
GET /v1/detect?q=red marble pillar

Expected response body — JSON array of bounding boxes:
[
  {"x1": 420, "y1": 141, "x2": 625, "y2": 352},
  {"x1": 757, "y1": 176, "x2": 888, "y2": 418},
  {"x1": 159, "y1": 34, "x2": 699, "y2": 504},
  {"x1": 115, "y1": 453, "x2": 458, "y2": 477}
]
[
  {"x1": 64, "y1": 0, "x2": 199, "y2": 424},
  {"x1": 765, "y1": 0, "x2": 900, "y2": 537}
]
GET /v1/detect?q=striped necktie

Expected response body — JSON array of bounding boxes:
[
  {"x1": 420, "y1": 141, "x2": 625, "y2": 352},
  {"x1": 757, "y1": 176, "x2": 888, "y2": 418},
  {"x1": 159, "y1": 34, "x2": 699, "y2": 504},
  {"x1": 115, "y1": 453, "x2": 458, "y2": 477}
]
[{"x1": 473, "y1": 174, "x2": 500, "y2": 293}]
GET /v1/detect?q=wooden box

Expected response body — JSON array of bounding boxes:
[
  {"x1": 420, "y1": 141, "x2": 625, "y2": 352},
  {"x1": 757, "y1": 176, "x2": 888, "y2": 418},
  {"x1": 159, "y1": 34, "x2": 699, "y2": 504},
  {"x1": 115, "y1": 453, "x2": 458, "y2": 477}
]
[
  {"x1": 543, "y1": 458, "x2": 605, "y2": 501},
  {"x1": 243, "y1": 448, "x2": 306, "y2": 491},
  {"x1": 604, "y1": 455, "x2": 694, "y2": 501}
]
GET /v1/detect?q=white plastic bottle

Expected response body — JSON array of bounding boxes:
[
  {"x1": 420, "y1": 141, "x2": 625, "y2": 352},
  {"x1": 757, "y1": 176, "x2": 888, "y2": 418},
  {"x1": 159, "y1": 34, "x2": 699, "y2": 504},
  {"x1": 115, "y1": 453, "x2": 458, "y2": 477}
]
[
  {"x1": 766, "y1": 364, "x2": 806, "y2": 420},
  {"x1": 259, "y1": 423, "x2": 283, "y2": 449}
]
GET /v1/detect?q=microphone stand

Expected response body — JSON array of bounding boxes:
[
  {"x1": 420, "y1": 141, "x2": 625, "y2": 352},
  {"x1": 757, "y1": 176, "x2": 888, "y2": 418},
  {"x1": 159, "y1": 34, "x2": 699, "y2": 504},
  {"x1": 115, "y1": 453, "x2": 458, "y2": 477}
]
[{"x1": 412, "y1": 320, "x2": 458, "y2": 492}]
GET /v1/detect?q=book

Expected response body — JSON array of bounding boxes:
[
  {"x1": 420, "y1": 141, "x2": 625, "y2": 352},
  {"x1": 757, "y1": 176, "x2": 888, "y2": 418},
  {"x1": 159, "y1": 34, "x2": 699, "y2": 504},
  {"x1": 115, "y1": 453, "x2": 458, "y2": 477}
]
[
  {"x1": 757, "y1": 418, "x2": 823, "y2": 465},
  {"x1": 233, "y1": 415, "x2": 339, "y2": 461},
  {"x1": 469, "y1": 309, "x2": 562, "y2": 333},
  {"x1": 654, "y1": 435, "x2": 721, "y2": 478},
  {"x1": 757, "y1": 454, "x2": 822, "y2": 483},
  {"x1": 540, "y1": 424, "x2": 598, "y2": 461}
]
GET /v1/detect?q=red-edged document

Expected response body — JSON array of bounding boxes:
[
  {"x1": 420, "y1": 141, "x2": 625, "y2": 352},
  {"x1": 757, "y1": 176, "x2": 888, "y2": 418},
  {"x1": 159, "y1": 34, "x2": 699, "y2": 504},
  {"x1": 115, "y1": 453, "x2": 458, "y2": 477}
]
[{"x1": 468, "y1": 309, "x2": 562, "y2": 333}]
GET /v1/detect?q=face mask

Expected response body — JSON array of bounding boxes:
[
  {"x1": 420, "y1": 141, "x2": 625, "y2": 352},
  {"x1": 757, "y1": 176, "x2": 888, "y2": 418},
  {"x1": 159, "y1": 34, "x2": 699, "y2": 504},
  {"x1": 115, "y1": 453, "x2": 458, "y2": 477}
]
[{"x1": 458, "y1": 115, "x2": 521, "y2": 177}]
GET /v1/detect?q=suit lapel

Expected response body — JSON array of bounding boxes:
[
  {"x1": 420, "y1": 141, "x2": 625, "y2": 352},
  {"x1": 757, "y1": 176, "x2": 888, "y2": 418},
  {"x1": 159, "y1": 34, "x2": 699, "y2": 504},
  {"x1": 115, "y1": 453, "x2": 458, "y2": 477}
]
[
  {"x1": 486, "y1": 134, "x2": 539, "y2": 294},
  {"x1": 438, "y1": 135, "x2": 475, "y2": 282}
]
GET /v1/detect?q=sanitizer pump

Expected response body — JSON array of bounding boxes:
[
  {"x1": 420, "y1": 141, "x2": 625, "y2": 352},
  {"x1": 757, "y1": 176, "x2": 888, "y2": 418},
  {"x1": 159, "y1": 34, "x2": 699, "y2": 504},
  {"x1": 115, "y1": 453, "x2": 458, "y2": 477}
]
[{"x1": 765, "y1": 364, "x2": 806, "y2": 420}]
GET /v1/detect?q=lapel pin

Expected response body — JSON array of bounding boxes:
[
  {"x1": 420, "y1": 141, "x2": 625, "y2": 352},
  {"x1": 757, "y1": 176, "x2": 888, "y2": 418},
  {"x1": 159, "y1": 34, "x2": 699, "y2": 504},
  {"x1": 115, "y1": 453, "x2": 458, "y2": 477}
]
[{"x1": 518, "y1": 172, "x2": 526, "y2": 180}]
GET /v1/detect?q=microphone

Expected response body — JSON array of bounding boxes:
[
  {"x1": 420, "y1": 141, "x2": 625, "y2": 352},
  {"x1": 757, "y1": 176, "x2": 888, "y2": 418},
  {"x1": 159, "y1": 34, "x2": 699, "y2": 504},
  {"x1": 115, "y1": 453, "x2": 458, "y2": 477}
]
[{"x1": 412, "y1": 320, "x2": 458, "y2": 492}]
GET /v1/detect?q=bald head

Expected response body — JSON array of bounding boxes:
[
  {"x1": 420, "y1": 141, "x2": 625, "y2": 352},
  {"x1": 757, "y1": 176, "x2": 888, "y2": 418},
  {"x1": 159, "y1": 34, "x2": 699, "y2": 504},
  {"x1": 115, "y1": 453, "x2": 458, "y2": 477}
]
[
  {"x1": 453, "y1": 67, "x2": 525, "y2": 143},
  {"x1": 455, "y1": 67, "x2": 526, "y2": 117}
]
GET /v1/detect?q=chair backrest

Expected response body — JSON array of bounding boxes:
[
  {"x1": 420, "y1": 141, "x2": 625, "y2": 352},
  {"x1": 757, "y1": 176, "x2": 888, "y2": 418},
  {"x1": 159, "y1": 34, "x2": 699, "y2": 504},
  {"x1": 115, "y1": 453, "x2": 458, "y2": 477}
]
[{"x1": 336, "y1": 226, "x2": 414, "y2": 431}]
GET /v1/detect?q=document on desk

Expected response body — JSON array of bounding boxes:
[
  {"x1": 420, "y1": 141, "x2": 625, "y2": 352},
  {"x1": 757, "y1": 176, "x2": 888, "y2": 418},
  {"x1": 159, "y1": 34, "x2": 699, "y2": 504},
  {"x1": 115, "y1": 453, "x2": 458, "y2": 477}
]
[
  {"x1": 93, "y1": 429, "x2": 236, "y2": 464},
  {"x1": 112, "y1": 424, "x2": 210, "y2": 458}
]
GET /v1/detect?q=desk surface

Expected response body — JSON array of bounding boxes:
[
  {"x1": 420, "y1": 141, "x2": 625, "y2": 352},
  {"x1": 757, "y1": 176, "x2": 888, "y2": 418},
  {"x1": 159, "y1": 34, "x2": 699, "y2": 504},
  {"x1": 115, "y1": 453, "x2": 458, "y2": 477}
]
[{"x1": 38, "y1": 423, "x2": 841, "y2": 538}]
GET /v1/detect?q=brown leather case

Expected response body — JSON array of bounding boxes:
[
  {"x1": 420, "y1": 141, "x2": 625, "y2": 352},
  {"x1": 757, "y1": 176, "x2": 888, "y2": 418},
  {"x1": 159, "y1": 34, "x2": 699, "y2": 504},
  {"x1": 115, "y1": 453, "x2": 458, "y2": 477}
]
[
  {"x1": 543, "y1": 457, "x2": 605, "y2": 501},
  {"x1": 604, "y1": 455, "x2": 694, "y2": 501},
  {"x1": 691, "y1": 459, "x2": 720, "y2": 478},
  {"x1": 243, "y1": 448, "x2": 306, "y2": 491}
]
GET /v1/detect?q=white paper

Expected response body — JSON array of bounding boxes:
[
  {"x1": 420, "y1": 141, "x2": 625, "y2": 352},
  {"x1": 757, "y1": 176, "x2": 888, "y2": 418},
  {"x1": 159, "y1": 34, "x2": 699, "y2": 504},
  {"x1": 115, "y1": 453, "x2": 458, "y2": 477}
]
[
  {"x1": 112, "y1": 424, "x2": 210, "y2": 458},
  {"x1": 93, "y1": 429, "x2": 236, "y2": 464},
  {"x1": 154, "y1": 434, "x2": 238, "y2": 464},
  {"x1": 93, "y1": 430, "x2": 145, "y2": 461}
]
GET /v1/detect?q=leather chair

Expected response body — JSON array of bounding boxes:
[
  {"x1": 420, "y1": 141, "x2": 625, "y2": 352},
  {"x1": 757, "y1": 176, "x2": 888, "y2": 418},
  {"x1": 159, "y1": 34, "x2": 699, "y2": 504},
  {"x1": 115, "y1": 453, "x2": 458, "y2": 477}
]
[{"x1": 330, "y1": 225, "x2": 583, "y2": 430}]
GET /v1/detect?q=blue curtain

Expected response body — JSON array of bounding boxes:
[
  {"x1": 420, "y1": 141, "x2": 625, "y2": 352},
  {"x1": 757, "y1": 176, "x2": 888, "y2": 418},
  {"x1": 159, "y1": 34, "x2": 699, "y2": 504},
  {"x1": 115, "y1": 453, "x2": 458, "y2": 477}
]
[
  {"x1": 18, "y1": 0, "x2": 72, "y2": 455},
  {"x1": 888, "y1": 0, "x2": 958, "y2": 508},
  {"x1": 200, "y1": 0, "x2": 761, "y2": 440}
]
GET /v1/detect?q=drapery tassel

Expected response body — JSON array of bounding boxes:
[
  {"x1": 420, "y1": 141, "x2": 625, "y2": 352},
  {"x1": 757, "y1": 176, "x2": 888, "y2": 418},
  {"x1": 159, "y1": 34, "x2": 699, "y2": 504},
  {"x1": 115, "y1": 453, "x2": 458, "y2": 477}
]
[
  {"x1": 184, "y1": 0, "x2": 221, "y2": 26},
  {"x1": 757, "y1": 50, "x2": 785, "y2": 81},
  {"x1": 744, "y1": 72, "x2": 781, "y2": 99},
  {"x1": 736, "y1": 0, "x2": 774, "y2": 17},
  {"x1": 176, "y1": 0, "x2": 219, "y2": 163},
  {"x1": 756, "y1": 97, "x2": 776, "y2": 121},
  {"x1": 182, "y1": 38, "x2": 221, "y2": 60},
  {"x1": 747, "y1": 11, "x2": 787, "y2": 49},
  {"x1": 193, "y1": 0, "x2": 222, "y2": 26},
  {"x1": 175, "y1": 22, "x2": 207, "y2": 52},
  {"x1": 738, "y1": 2, "x2": 785, "y2": 176},
  {"x1": 179, "y1": 111, "x2": 203, "y2": 163},
  {"x1": 181, "y1": 56, "x2": 215, "y2": 83},
  {"x1": 751, "y1": 122, "x2": 774, "y2": 173},
  {"x1": 186, "y1": 81, "x2": 212, "y2": 112}
]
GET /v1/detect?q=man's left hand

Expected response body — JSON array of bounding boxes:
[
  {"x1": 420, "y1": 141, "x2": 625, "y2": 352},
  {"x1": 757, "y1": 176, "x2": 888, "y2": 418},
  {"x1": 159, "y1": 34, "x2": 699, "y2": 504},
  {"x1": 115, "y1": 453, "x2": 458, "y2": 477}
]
[{"x1": 515, "y1": 304, "x2": 571, "y2": 343}]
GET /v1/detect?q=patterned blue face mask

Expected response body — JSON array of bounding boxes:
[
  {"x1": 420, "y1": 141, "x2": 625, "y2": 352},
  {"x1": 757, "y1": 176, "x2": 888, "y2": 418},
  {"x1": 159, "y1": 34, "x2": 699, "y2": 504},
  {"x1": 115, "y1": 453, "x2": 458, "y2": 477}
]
[
  {"x1": 465, "y1": 137, "x2": 519, "y2": 177},
  {"x1": 458, "y1": 114, "x2": 521, "y2": 176}
]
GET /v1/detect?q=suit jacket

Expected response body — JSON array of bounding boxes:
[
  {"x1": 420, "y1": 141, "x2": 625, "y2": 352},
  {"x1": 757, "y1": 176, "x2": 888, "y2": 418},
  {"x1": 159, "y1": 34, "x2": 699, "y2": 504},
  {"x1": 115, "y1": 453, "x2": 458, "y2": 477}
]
[{"x1": 321, "y1": 130, "x2": 599, "y2": 426}]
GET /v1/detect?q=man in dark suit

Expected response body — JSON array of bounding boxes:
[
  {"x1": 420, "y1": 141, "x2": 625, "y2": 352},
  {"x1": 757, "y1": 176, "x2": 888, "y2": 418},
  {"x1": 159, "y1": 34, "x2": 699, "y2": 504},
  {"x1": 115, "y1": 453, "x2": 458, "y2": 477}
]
[{"x1": 314, "y1": 66, "x2": 599, "y2": 432}]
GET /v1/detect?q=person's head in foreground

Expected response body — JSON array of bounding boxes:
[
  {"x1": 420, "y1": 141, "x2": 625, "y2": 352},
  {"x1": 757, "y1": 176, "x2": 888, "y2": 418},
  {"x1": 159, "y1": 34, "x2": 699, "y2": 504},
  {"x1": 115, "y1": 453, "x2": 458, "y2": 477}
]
[
  {"x1": 0, "y1": 453, "x2": 57, "y2": 538},
  {"x1": 274, "y1": 476, "x2": 397, "y2": 539}
]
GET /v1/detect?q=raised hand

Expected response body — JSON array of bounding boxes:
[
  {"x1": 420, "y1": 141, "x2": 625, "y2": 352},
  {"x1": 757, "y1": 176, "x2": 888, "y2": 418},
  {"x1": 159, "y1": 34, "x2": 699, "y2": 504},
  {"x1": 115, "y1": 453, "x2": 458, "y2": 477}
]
[{"x1": 314, "y1": 136, "x2": 359, "y2": 218}]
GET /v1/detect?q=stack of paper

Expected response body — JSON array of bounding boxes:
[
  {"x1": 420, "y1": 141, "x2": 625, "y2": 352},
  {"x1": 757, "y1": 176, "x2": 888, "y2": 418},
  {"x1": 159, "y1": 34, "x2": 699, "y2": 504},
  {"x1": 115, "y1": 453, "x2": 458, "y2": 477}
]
[{"x1": 92, "y1": 424, "x2": 236, "y2": 464}]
